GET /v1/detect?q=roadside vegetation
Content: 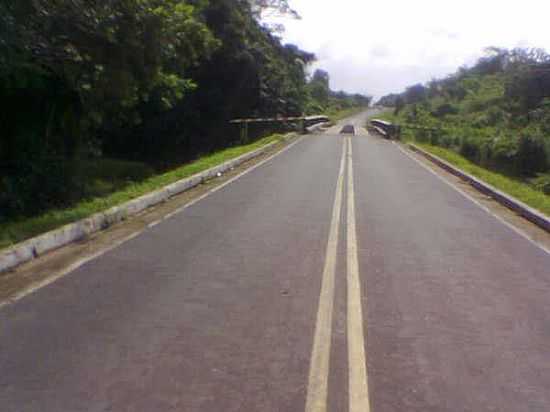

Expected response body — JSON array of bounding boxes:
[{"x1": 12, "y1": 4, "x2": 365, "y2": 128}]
[
  {"x1": 377, "y1": 47, "x2": 550, "y2": 213},
  {"x1": 0, "y1": 0, "x2": 371, "y2": 244},
  {"x1": 413, "y1": 143, "x2": 550, "y2": 216},
  {"x1": 0, "y1": 133, "x2": 287, "y2": 249}
]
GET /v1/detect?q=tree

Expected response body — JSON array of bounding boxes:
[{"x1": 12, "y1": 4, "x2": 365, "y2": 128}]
[
  {"x1": 501, "y1": 48, "x2": 550, "y2": 113},
  {"x1": 404, "y1": 84, "x2": 427, "y2": 104},
  {"x1": 1, "y1": 0, "x2": 219, "y2": 217},
  {"x1": 394, "y1": 96, "x2": 405, "y2": 115},
  {"x1": 1, "y1": 0, "x2": 350, "y2": 220},
  {"x1": 248, "y1": 0, "x2": 300, "y2": 19},
  {"x1": 471, "y1": 47, "x2": 508, "y2": 75},
  {"x1": 4, "y1": 0, "x2": 218, "y2": 128},
  {"x1": 307, "y1": 69, "x2": 330, "y2": 108}
]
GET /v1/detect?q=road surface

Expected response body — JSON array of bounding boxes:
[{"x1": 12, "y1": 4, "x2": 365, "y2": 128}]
[{"x1": 1, "y1": 110, "x2": 550, "y2": 411}]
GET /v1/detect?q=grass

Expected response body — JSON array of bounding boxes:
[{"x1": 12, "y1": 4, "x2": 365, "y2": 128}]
[
  {"x1": 0, "y1": 133, "x2": 286, "y2": 250},
  {"x1": 413, "y1": 142, "x2": 550, "y2": 216},
  {"x1": 76, "y1": 158, "x2": 156, "y2": 199},
  {"x1": 375, "y1": 110, "x2": 550, "y2": 215},
  {"x1": 376, "y1": 111, "x2": 398, "y2": 122}
]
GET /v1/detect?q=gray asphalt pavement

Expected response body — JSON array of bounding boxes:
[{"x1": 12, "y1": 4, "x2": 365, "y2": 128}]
[
  {"x1": 353, "y1": 133, "x2": 550, "y2": 411},
  {"x1": 1, "y1": 110, "x2": 550, "y2": 411}
]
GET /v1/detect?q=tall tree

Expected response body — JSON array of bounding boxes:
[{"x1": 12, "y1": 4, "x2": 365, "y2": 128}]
[
  {"x1": 248, "y1": 0, "x2": 300, "y2": 19},
  {"x1": 308, "y1": 69, "x2": 330, "y2": 108}
]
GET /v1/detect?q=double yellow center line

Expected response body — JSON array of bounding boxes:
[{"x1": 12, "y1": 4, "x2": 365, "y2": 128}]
[{"x1": 305, "y1": 137, "x2": 371, "y2": 412}]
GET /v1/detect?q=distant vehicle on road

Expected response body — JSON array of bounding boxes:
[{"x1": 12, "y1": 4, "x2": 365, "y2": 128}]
[{"x1": 340, "y1": 124, "x2": 355, "y2": 134}]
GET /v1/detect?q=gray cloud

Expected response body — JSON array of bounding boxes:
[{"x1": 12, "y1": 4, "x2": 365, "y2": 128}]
[
  {"x1": 269, "y1": 0, "x2": 550, "y2": 97},
  {"x1": 317, "y1": 59, "x2": 458, "y2": 99}
]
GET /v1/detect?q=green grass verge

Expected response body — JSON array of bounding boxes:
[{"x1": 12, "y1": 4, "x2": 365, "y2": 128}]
[
  {"x1": 0, "y1": 133, "x2": 286, "y2": 250},
  {"x1": 375, "y1": 110, "x2": 401, "y2": 124},
  {"x1": 374, "y1": 109, "x2": 550, "y2": 214},
  {"x1": 414, "y1": 142, "x2": 550, "y2": 216}
]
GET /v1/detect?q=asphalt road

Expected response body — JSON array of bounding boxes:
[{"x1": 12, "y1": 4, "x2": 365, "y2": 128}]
[{"x1": 1, "y1": 110, "x2": 550, "y2": 411}]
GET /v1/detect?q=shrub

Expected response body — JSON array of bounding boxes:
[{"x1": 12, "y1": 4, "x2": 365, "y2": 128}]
[
  {"x1": 514, "y1": 134, "x2": 548, "y2": 176},
  {"x1": 531, "y1": 174, "x2": 550, "y2": 195},
  {"x1": 75, "y1": 158, "x2": 155, "y2": 198},
  {"x1": 486, "y1": 106, "x2": 506, "y2": 126},
  {"x1": 77, "y1": 158, "x2": 154, "y2": 183},
  {"x1": 459, "y1": 138, "x2": 481, "y2": 162},
  {"x1": 413, "y1": 129, "x2": 430, "y2": 143},
  {"x1": 491, "y1": 136, "x2": 518, "y2": 172},
  {"x1": 439, "y1": 134, "x2": 455, "y2": 148},
  {"x1": 432, "y1": 103, "x2": 458, "y2": 118},
  {"x1": 0, "y1": 156, "x2": 79, "y2": 221},
  {"x1": 472, "y1": 114, "x2": 490, "y2": 128},
  {"x1": 429, "y1": 130, "x2": 442, "y2": 145},
  {"x1": 478, "y1": 138, "x2": 495, "y2": 166},
  {"x1": 464, "y1": 98, "x2": 488, "y2": 113}
]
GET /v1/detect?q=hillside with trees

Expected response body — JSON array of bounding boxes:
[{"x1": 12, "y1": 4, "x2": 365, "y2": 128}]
[
  {"x1": 378, "y1": 47, "x2": 550, "y2": 196},
  {"x1": 0, "y1": 0, "x2": 370, "y2": 225}
]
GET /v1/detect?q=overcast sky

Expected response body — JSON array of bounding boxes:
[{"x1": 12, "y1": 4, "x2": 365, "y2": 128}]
[{"x1": 266, "y1": 0, "x2": 550, "y2": 99}]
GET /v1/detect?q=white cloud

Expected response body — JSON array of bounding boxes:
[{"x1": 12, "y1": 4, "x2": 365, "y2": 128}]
[{"x1": 267, "y1": 0, "x2": 550, "y2": 98}]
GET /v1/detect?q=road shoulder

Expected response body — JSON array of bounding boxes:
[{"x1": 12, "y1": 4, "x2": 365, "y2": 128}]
[
  {"x1": 0, "y1": 135, "x2": 305, "y2": 308},
  {"x1": 393, "y1": 140, "x2": 550, "y2": 253}
]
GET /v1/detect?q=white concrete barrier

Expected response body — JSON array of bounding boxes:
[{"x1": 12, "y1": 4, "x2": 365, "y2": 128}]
[
  {"x1": 306, "y1": 121, "x2": 332, "y2": 133},
  {"x1": 408, "y1": 143, "x2": 550, "y2": 233},
  {"x1": 0, "y1": 134, "x2": 296, "y2": 274}
]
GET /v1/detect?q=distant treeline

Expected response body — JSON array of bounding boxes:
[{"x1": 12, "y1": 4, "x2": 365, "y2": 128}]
[
  {"x1": 378, "y1": 47, "x2": 550, "y2": 193},
  {"x1": 0, "y1": 0, "x2": 370, "y2": 221}
]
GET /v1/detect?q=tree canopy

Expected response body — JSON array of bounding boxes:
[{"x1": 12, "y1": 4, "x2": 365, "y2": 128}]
[
  {"x1": 378, "y1": 47, "x2": 550, "y2": 182},
  {"x1": 0, "y1": 0, "x2": 371, "y2": 220}
]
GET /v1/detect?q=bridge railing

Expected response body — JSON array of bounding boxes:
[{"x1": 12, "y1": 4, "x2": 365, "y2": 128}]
[
  {"x1": 369, "y1": 120, "x2": 450, "y2": 142},
  {"x1": 368, "y1": 119, "x2": 401, "y2": 139},
  {"x1": 230, "y1": 115, "x2": 330, "y2": 142}
]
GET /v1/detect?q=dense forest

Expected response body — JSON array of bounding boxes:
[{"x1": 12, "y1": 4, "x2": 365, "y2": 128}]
[
  {"x1": 0, "y1": 0, "x2": 370, "y2": 222},
  {"x1": 378, "y1": 47, "x2": 550, "y2": 195}
]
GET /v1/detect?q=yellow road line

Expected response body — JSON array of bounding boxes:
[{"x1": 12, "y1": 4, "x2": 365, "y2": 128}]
[
  {"x1": 305, "y1": 138, "x2": 347, "y2": 412},
  {"x1": 346, "y1": 138, "x2": 371, "y2": 412}
]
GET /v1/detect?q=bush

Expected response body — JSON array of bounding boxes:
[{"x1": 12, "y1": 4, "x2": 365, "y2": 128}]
[
  {"x1": 472, "y1": 114, "x2": 490, "y2": 128},
  {"x1": 478, "y1": 138, "x2": 495, "y2": 166},
  {"x1": 459, "y1": 138, "x2": 481, "y2": 162},
  {"x1": 514, "y1": 134, "x2": 548, "y2": 176},
  {"x1": 75, "y1": 158, "x2": 155, "y2": 198},
  {"x1": 486, "y1": 106, "x2": 506, "y2": 125},
  {"x1": 491, "y1": 136, "x2": 518, "y2": 172},
  {"x1": 432, "y1": 103, "x2": 458, "y2": 118},
  {"x1": 77, "y1": 158, "x2": 154, "y2": 183},
  {"x1": 413, "y1": 129, "x2": 430, "y2": 143},
  {"x1": 531, "y1": 174, "x2": 550, "y2": 195},
  {"x1": 429, "y1": 131, "x2": 442, "y2": 145},
  {"x1": 464, "y1": 98, "x2": 488, "y2": 113},
  {"x1": 439, "y1": 134, "x2": 461, "y2": 148},
  {"x1": 0, "y1": 156, "x2": 79, "y2": 221}
]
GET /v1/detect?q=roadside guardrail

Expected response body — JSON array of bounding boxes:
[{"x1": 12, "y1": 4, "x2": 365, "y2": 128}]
[
  {"x1": 0, "y1": 133, "x2": 300, "y2": 274},
  {"x1": 408, "y1": 143, "x2": 550, "y2": 233},
  {"x1": 230, "y1": 115, "x2": 330, "y2": 141},
  {"x1": 368, "y1": 119, "x2": 401, "y2": 139}
]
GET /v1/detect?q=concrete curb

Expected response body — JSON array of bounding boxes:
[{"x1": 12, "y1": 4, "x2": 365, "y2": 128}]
[
  {"x1": 0, "y1": 133, "x2": 298, "y2": 274},
  {"x1": 408, "y1": 143, "x2": 550, "y2": 233},
  {"x1": 306, "y1": 121, "x2": 332, "y2": 133}
]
